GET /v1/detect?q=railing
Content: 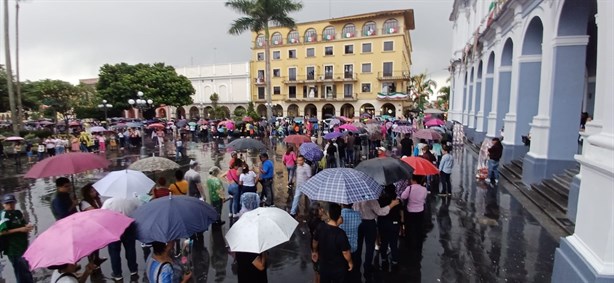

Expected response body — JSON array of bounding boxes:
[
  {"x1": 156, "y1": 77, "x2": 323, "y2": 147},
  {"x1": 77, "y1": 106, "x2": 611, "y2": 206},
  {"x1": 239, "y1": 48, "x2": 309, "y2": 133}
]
[
  {"x1": 280, "y1": 73, "x2": 359, "y2": 83},
  {"x1": 252, "y1": 26, "x2": 406, "y2": 48},
  {"x1": 377, "y1": 71, "x2": 410, "y2": 80},
  {"x1": 254, "y1": 77, "x2": 266, "y2": 84},
  {"x1": 382, "y1": 26, "x2": 400, "y2": 35}
]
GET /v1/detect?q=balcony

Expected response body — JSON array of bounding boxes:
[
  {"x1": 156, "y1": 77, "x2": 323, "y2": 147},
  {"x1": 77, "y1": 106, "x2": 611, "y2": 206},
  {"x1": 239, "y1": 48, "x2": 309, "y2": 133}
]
[
  {"x1": 254, "y1": 77, "x2": 266, "y2": 85},
  {"x1": 377, "y1": 71, "x2": 410, "y2": 81},
  {"x1": 279, "y1": 73, "x2": 360, "y2": 84},
  {"x1": 382, "y1": 26, "x2": 400, "y2": 35}
]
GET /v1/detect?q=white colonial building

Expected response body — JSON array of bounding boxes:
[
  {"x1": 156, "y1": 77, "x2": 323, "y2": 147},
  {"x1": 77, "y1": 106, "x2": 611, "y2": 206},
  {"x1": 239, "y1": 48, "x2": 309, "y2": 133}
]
[
  {"x1": 449, "y1": 0, "x2": 613, "y2": 282},
  {"x1": 158, "y1": 63, "x2": 251, "y2": 119}
]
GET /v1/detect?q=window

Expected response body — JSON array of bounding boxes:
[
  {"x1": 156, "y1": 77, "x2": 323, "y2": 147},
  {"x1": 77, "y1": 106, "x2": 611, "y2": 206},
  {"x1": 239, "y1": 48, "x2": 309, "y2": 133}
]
[
  {"x1": 273, "y1": 86, "x2": 281, "y2": 95},
  {"x1": 344, "y1": 45, "x2": 354, "y2": 54},
  {"x1": 257, "y1": 70, "x2": 265, "y2": 82},
  {"x1": 383, "y1": 41, "x2": 394, "y2": 51},
  {"x1": 288, "y1": 49, "x2": 297, "y2": 58},
  {"x1": 344, "y1": 64, "x2": 353, "y2": 79},
  {"x1": 273, "y1": 69, "x2": 280, "y2": 77},
  {"x1": 323, "y1": 26, "x2": 336, "y2": 41},
  {"x1": 324, "y1": 66, "x2": 333, "y2": 79},
  {"x1": 383, "y1": 19, "x2": 399, "y2": 34},
  {"x1": 288, "y1": 31, "x2": 299, "y2": 44},
  {"x1": 255, "y1": 34, "x2": 265, "y2": 47},
  {"x1": 289, "y1": 86, "x2": 297, "y2": 98},
  {"x1": 361, "y1": 83, "x2": 371, "y2": 93},
  {"x1": 382, "y1": 82, "x2": 396, "y2": 93},
  {"x1": 344, "y1": 84, "x2": 353, "y2": 98},
  {"x1": 383, "y1": 62, "x2": 393, "y2": 76},
  {"x1": 306, "y1": 48, "x2": 315, "y2": 57},
  {"x1": 363, "y1": 21, "x2": 376, "y2": 36},
  {"x1": 288, "y1": 68, "x2": 297, "y2": 81},
  {"x1": 306, "y1": 66, "x2": 315, "y2": 80},
  {"x1": 361, "y1": 63, "x2": 371, "y2": 73},
  {"x1": 257, "y1": 52, "x2": 264, "y2": 61},
  {"x1": 257, "y1": 87, "x2": 265, "y2": 99},
  {"x1": 362, "y1": 43, "x2": 372, "y2": 53},
  {"x1": 304, "y1": 28, "x2": 317, "y2": 43},
  {"x1": 271, "y1": 32, "x2": 282, "y2": 45},
  {"x1": 273, "y1": 51, "x2": 281, "y2": 60},
  {"x1": 342, "y1": 23, "x2": 356, "y2": 38},
  {"x1": 325, "y1": 46, "x2": 333, "y2": 56}
]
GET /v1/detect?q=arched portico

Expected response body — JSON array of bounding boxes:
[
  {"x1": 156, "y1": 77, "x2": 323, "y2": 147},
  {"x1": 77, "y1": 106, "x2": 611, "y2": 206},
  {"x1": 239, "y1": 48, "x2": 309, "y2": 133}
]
[
  {"x1": 189, "y1": 106, "x2": 199, "y2": 119},
  {"x1": 203, "y1": 106, "x2": 213, "y2": 119},
  {"x1": 340, "y1": 104, "x2": 355, "y2": 118},
  {"x1": 287, "y1": 104, "x2": 299, "y2": 117},
  {"x1": 176, "y1": 107, "x2": 186, "y2": 119},
  {"x1": 322, "y1": 104, "x2": 335, "y2": 120},
  {"x1": 471, "y1": 61, "x2": 484, "y2": 142},
  {"x1": 360, "y1": 103, "x2": 375, "y2": 116},
  {"x1": 488, "y1": 38, "x2": 513, "y2": 142},
  {"x1": 256, "y1": 104, "x2": 267, "y2": 118},
  {"x1": 304, "y1": 104, "x2": 317, "y2": 118},
  {"x1": 477, "y1": 52, "x2": 495, "y2": 142},
  {"x1": 380, "y1": 103, "x2": 395, "y2": 117},
  {"x1": 273, "y1": 104, "x2": 283, "y2": 117}
]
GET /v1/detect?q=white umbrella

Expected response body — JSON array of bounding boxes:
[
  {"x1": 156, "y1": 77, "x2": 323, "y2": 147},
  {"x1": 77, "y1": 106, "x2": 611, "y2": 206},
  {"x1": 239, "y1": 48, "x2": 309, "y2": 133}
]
[
  {"x1": 88, "y1": 126, "x2": 107, "y2": 133},
  {"x1": 225, "y1": 207, "x2": 298, "y2": 253},
  {"x1": 101, "y1": 197, "x2": 143, "y2": 217},
  {"x1": 424, "y1": 108, "x2": 445, "y2": 114},
  {"x1": 93, "y1": 169, "x2": 155, "y2": 198}
]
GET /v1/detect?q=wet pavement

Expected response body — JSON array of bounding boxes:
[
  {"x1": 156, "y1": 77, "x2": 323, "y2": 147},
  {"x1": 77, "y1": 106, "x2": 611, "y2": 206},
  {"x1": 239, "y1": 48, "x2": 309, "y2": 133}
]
[{"x1": 0, "y1": 139, "x2": 559, "y2": 282}]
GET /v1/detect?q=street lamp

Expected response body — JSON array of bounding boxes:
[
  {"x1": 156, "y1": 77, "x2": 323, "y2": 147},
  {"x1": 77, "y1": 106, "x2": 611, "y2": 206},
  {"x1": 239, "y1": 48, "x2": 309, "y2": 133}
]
[
  {"x1": 128, "y1": 91, "x2": 154, "y2": 157},
  {"x1": 97, "y1": 100, "x2": 113, "y2": 121}
]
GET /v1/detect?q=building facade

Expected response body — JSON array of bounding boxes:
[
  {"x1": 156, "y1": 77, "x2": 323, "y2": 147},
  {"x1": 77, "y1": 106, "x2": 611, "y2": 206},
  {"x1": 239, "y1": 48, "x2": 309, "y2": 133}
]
[
  {"x1": 448, "y1": 0, "x2": 613, "y2": 282},
  {"x1": 249, "y1": 9, "x2": 415, "y2": 120},
  {"x1": 167, "y1": 63, "x2": 251, "y2": 119}
]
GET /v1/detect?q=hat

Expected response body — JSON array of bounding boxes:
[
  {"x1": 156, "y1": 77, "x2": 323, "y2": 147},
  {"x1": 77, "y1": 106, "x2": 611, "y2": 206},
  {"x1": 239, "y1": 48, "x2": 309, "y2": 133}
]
[
  {"x1": 2, "y1": 194, "x2": 16, "y2": 204},
  {"x1": 189, "y1": 160, "x2": 198, "y2": 166},
  {"x1": 377, "y1": 147, "x2": 386, "y2": 152},
  {"x1": 209, "y1": 166, "x2": 221, "y2": 175}
]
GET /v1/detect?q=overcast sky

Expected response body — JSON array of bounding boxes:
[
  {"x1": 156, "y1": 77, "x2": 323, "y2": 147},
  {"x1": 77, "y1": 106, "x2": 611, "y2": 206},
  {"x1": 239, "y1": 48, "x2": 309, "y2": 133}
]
[{"x1": 4, "y1": 0, "x2": 452, "y2": 89}]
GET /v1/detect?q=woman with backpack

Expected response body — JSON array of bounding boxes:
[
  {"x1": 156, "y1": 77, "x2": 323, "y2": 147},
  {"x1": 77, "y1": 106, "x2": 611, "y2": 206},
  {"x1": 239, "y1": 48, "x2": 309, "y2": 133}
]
[{"x1": 146, "y1": 241, "x2": 192, "y2": 283}]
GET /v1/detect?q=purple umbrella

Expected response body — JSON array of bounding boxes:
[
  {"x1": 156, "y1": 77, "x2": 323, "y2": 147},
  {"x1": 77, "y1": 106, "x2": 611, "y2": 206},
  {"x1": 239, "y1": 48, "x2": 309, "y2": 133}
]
[
  {"x1": 324, "y1": 131, "x2": 343, "y2": 140},
  {"x1": 299, "y1": 142, "x2": 324, "y2": 162},
  {"x1": 425, "y1": 119, "x2": 445, "y2": 127}
]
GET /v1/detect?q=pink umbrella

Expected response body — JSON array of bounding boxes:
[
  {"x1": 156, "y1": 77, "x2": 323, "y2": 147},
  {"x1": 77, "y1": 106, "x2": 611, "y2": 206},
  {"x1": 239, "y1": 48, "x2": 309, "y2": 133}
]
[
  {"x1": 243, "y1": 116, "x2": 253, "y2": 122},
  {"x1": 425, "y1": 119, "x2": 445, "y2": 127},
  {"x1": 5, "y1": 136, "x2": 24, "y2": 141},
  {"x1": 23, "y1": 209, "x2": 134, "y2": 270},
  {"x1": 68, "y1": 121, "x2": 81, "y2": 127},
  {"x1": 25, "y1": 152, "x2": 111, "y2": 179},
  {"x1": 414, "y1": 129, "x2": 443, "y2": 140},
  {"x1": 339, "y1": 124, "x2": 358, "y2": 132}
]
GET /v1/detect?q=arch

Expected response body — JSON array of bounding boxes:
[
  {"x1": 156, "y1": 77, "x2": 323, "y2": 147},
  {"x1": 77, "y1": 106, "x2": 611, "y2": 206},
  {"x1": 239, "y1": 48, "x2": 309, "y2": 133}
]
[
  {"x1": 522, "y1": 17, "x2": 544, "y2": 55},
  {"x1": 323, "y1": 26, "x2": 336, "y2": 41},
  {"x1": 557, "y1": 0, "x2": 595, "y2": 36},
  {"x1": 273, "y1": 104, "x2": 283, "y2": 117},
  {"x1": 287, "y1": 30, "x2": 299, "y2": 44},
  {"x1": 381, "y1": 103, "x2": 396, "y2": 116},
  {"x1": 287, "y1": 104, "x2": 299, "y2": 117},
  {"x1": 486, "y1": 51, "x2": 495, "y2": 74},
  {"x1": 342, "y1": 23, "x2": 356, "y2": 38},
  {"x1": 204, "y1": 85, "x2": 213, "y2": 98},
  {"x1": 477, "y1": 61, "x2": 483, "y2": 79},
  {"x1": 362, "y1": 21, "x2": 376, "y2": 36},
  {"x1": 304, "y1": 28, "x2": 317, "y2": 43},
  {"x1": 256, "y1": 104, "x2": 267, "y2": 118},
  {"x1": 203, "y1": 106, "x2": 213, "y2": 119},
  {"x1": 218, "y1": 85, "x2": 228, "y2": 100},
  {"x1": 189, "y1": 106, "x2": 200, "y2": 119},
  {"x1": 176, "y1": 106, "x2": 186, "y2": 119},
  {"x1": 255, "y1": 34, "x2": 265, "y2": 48},
  {"x1": 501, "y1": 38, "x2": 514, "y2": 66},
  {"x1": 360, "y1": 103, "x2": 375, "y2": 115},
  {"x1": 271, "y1": 32, "x2": 282, "y2": 45},
  {"x1": 340, "y1": 103, "x2": 355, "y2": 118},
  {"x1": 304, "y1": 104, "x2": 317, "y2": 118},
  {"x1": 383, "y1": 18, "x2": 399, "y2": 34},
  {"x1": 220, "y1": 106, "x2": 231, "y2": 118},
  {"x1": 322, "y1": 104, "x2": 335, "y2": 119},
  {"x1": 234, "y1": 106, "x2": 246, "y2": 117}
]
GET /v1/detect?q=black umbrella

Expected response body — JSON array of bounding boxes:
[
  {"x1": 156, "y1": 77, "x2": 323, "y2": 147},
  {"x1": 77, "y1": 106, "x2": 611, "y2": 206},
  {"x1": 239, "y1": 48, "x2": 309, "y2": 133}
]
[
  {"x1": 354, "y1": 157, "x2": 414, "y2": 185},
  {"x1": 227, "y1": 138, "x2": 267, "y2": 151}
]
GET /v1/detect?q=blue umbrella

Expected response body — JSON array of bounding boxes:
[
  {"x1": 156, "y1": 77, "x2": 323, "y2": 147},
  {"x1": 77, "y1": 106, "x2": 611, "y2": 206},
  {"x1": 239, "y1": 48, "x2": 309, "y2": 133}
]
[
  {"x1": 299, "y1": 142, "x2": 324, "y2": 162},
  {"x1": 308, "y1": 118, "x2": 318, "y2": 123},
  {"x1": 126, "y1": 122, "x2": 142, "y2": 128},
  {"x1": 132, "y1": 196, "x2": 218, "y2": 243},
  {"x1": 299, "y1": 168, "x2": 383, "y2": 204},
  {"x1": 324, "y1": 131, "x2": 343, "y2": 140},
  {"x1": 176, "y1": 119, "x2": 188, "y2": 127}
]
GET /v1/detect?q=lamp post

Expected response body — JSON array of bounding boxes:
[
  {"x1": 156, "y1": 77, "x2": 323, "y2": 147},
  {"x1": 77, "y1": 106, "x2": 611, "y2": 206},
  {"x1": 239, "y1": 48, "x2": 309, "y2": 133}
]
[
  {"x1": 128, "y1": 91, "x2": 154, "y2": 157},
  {"x1": 97, "y1": 100, "x2": 113, "y2": 121}
]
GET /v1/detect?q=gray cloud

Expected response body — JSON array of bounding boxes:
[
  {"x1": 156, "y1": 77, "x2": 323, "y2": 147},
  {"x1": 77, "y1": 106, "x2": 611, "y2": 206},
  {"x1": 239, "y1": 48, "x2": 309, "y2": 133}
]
[{"x1": 5, "y1": 0, "x2": 452, "y2": 88}]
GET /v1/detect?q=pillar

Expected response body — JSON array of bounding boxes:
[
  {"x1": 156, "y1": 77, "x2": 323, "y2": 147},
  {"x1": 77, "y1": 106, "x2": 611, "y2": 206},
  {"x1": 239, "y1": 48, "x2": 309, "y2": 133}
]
[{"x1": 477, "y1": 71, "x2": 493, "y2": 143}]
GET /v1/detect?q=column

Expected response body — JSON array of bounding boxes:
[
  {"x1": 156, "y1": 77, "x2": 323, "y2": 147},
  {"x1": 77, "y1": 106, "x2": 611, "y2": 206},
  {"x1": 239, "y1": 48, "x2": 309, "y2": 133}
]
[
  {"x1": 552, "y1": 1, "x2": 614, "y2": 282},
  {"x1": 462, "y1": 70, "x2": 469, "y2": 126},
  {"x1": 472, "y1": 69, "x2": 484, "y2": 142},
  {"x1": 488, "y1": 64, "x2": 511, "y2": 140},
  {"x1": 477, "y1": 68, "x2": 493, "y2": 143}
]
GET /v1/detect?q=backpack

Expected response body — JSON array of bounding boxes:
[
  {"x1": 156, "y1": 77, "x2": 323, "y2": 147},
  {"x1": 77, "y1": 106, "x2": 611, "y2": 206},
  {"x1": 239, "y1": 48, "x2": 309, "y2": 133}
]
[{"x1": 55, "y1": 272, "x2": 78, "y2": 283}]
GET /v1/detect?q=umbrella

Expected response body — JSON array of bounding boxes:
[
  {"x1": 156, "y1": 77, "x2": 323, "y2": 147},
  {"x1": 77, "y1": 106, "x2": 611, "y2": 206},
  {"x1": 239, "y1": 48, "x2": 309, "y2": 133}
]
[
  {"x1": 101, "y1": 197, "x2": 143, "y2": 217},
  {"x1": 401, "y1": 156, "x2": 440, "y2": 175},
  {"x1": 88, "y1": 126, "x2": 107, "y2": 133},
  {"x1": 0, "y1": 135, "x2": 5, "y2": 140},
  {"x1": 360, "y1": 113, "x2": 371, "y2": 118},
  {"x1": 283, "y1": 135, "x2": 311, "y2": 145},
  {"x1": 392, "y1": 125, "x2": 413, "y2": 134},
  {"x1": 425, "y1": 119, "x2": 445, "y2": 127},
  {"x1": 299, "y1": 142, "x2": 324, "y2": 162},
  {"x1": 424, "y1": 108, "x2": 445, "y2": 114},
  {"x1": 68, "y1": 121, "x2": 81, "y2": 127},
  {"x1": 176, "y1": 119, "x2": 188, "y2": 127},
  {"x1": 38, "y1": 121, "x2": 55, "y2": 126},
  {"x1": 225, "y1": 207, "x2": 298, "y2": 253},
  {"x1": 5, "y1": 136, "x2": 24, "y2": 141},
  {"x1": 227, "y1": 138, "x2": 267, "y2": 151},
  {"x1": 188, "y1": 121, "x2": 197, "y2": 126},
  {"x1": 198, "y1": 119, "x2": 208, "y2": 125},
  {"x1": 414, "y1": 129, "x2": 443, "y2": 140},
  {"x1": 25, "y1": 152, "x2": 111, "y2": 178},
  {"x1": 243, "y1": 116, "x2": 254, "y2": 122},
  {"x1": 329, "y1": 119, "x2": 341, "y2": 127},
  {"x1": 132, "y1": 196, "x2": 218, "y2": 243},
  {"x1": 23, "y1": 209, "x2": 134, "y2": 270},
  {"x1": 126, "y1": 122, "x2": 142, "y2": 128},
  {"x1": 354, "y1": 157, "x2": 414, "y2": 185},
  {"x1": 93, "y1": 169, "x2": 155, "y2": 198},
  {"x1": 339, "y1": 124, "x2": 358, "y2": 132},
  {"x1": 308, "y1": 118, "x2": 318, "y2": 123},
  {"x1": 128, "y1": 156, "x2": 180, "y2": 172},
  {"x1": 147, "y1": 123, "x2": 165, "y2": 129},
  {"x1": 299, "y1": 168, "x2": 383, "y2": 204},
  {"x1": 324, "y1": 131, "x2": 343, "y2": 140}
]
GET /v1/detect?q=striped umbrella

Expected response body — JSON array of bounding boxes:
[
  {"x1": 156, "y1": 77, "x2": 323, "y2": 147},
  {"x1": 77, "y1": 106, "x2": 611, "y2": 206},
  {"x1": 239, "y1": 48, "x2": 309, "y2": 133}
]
[{"x1": 299, "y1": 168, "x2": 382, "y2": 204}]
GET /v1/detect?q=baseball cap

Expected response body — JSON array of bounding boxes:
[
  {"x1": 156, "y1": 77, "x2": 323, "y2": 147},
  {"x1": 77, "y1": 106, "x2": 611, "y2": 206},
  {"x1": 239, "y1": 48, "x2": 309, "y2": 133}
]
[
  {"x1": 377, "y1": 147, "x2": 386, "y2": 152},
  {"x1": 189, "y1": 160, "x2": 198, "y2": 166},
  {"x1": 2, "y1": 194, "x2": 16, "y2": 204}
]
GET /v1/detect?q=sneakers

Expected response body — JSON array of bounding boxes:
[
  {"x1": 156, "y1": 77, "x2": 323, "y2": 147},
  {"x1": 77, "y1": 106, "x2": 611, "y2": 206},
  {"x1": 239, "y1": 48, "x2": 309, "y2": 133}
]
[{"x1": 111, "y1": 274, "x2": 123, "y2": 281}]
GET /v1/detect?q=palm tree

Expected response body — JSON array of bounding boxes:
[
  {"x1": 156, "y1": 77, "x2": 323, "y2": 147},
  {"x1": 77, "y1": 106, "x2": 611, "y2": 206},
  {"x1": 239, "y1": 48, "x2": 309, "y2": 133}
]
[
  {"x1": 226, "y1": 0, "x2": 303, "y2": 120},
  {"x1": 3, "y1": 0, "x2": 17, "y2": 134},
  {"x1": 408, "y1": 73, "x2": 437, "y2": 111},
  {"x1": 437, "y1": 86, "x2": 450, "y2": 110},
  {"x1": 15, "y1": 0, "x2": 23, "y2": 129}
]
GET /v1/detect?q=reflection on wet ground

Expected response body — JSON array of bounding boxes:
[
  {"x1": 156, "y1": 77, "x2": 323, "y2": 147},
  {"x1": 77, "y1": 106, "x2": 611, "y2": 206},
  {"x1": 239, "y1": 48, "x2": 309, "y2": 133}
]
[{"x1": 0, "y1": 139, "x2": 558, "y2": 282}]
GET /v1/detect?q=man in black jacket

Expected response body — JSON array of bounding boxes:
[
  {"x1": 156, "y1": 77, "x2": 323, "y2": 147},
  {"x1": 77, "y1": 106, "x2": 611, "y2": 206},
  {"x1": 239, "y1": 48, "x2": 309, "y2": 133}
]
[{"x1": 487, "y1": 138, "x2": 503, "y2": 184}]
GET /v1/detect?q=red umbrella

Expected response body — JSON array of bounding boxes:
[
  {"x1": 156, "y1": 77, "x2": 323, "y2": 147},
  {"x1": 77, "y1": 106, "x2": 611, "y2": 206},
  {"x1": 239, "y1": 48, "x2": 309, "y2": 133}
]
[
  {"x1": 243, "y1": 116, "x2": 253, "y2": 122},
  {"x1": 425, "y1": 119, "x2": 445, "y2": 127},
  {"x1": 284, "y1": 135, "x2": 311, "y2": 145},
  {"x1": 25, "y1": 152, "x2": 111, "y2": 179},
  {"x1": 68, "y1": 121, "x2": 81, "y2": 127},
  {"x1": 401, "y1": 156, "x2": 439, "y2": 175},
  {"x1": 147, "y1": 123, "x2": 165, "y2": 129}
]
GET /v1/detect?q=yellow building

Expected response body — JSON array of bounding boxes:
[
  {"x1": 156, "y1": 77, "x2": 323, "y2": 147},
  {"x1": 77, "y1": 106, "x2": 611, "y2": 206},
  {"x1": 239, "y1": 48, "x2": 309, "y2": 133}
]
[{"x1": 249, "y1": 9, "x2": 415, "y2": 120}]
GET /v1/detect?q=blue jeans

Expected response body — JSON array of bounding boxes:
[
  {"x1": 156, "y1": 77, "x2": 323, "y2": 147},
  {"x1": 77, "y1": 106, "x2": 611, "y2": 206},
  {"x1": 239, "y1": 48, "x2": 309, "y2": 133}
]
[
  {"x1": 8, "y1": 255, "x2": 33, "y2": 283},
  {"x1": 286, "y1": 166, "x2": 296, "y2": 184},
  {"x1": 290, "y1": 185, "x2": 302, "y2": 215},
  {"x1": 228, "y1": 183, "x2": 240, "y2": 214},
  {"x1": 108, "y1": 224, "x2": 138, "y2": 277},
  {"x1": 488, "y1": 159, "x2": 500, "y2": 181},
  {"x1": 356, "y1": 219, "x2": 377, "y2": 274},
  {"x1": 346, "y1": 149, "x2": 354, "y2": 164},
  {"x1": 261, "y1": 179, "x2": 274, "y2": 206}
]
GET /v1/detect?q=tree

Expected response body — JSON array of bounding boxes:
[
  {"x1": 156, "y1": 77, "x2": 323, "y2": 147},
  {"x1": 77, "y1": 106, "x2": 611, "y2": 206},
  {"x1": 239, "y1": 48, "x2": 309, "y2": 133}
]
[
  {"x1": 97, "y1": 62, "x2": 194, "y2": 110},
  {"x1": 437, "y1": 86, "x2": 450, "y2": 110},
  {"x1": 226, "y1": 0, "x2": 303, "y2": 120},
  {"x1": 246, "y1": 101, "x2": 260, "y2": 121},
  {"x1": 24, "y1": 79, "x2": 80, "y2": 122},
  {"x1": 3, "y1": 0, "x2": 17, "y2": 133},
  {"x1": 209, "y1": 92, "x2": 225, "y2": 119},
  {"x1": 408, "y1": 73, "x2": 437, "y2": 111}
]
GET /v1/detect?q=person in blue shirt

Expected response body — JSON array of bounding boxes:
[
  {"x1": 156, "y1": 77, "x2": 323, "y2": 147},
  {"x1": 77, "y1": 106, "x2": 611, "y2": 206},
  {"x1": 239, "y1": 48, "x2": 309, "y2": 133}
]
[
  {"x1": 51, "y1": 177, "x2": 77, "y2": 220},
  {"x1": 438, "y1": 146, "x2": 454, "y2": 196},
  {"x1": 146, "y1": 241, "x2": 191, "y2": 283},
  {"x1": 340, "y1": 204, "x2": 361, "y2": 282},
  {"x1": 258, "y1": 153, "x2": 275, "y2": 206}
]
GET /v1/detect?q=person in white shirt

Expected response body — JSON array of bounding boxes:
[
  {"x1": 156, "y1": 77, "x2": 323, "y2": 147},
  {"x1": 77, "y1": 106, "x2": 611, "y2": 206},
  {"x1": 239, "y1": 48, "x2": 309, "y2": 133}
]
[{"x1": 239, "y1": 164, "x2": 258, "y2": 194}]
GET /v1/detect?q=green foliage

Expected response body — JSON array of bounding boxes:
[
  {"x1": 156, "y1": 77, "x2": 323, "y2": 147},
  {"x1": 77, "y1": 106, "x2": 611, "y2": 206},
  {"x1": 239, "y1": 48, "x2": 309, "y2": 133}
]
[
  {"x1": 209, "y1": 93, "x2": 224, "y2": 119},
  {"x1": 0, "y1": 65, "x2": 11, "y2": 112},
  {"x1": 408, "y1": 73, "x2": 438, "y2": 111},
  {"x1": 73, "y1": 106, "x2": 122, "y2": 120},
  {"x1": 22, "y1": 79, "x2": 80, "y2": 120},
  {"x1": 233, "y1": 107, "x2": 246, "y2": 118},
  {"x1": 246, "y1": 102, "x2": 260, "y2": 120},
  {"x1": 437, "y1": 86, "x2": 450, "y2": 110},
  {"x1": 96, "y1": 62, "x2": 195, "y2": 111}
]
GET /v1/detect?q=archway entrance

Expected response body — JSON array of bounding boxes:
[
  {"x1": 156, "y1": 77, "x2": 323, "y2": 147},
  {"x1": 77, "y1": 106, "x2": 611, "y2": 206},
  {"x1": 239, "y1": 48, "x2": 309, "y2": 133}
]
[
  {"x1": 256, "y1": 104, "x2": 267, "y2": 118},
  {"x1": 273, "y1": 104, "x2": 283, "y2": 117},
  {"x1": 360, "y1": 103, "x2": 375, "y2": 116},
  {"x1": 189, "y1": 106, "x2": 199, "y2": 119},
  {"x1": 304, "y1": 104, "x2": 317, "y2": 118},
  {"x1": 220, "y1": 106, "x2": 231, "y2": 119},
  {"x1": 204, "y1": 106, "x2": 213, "y2": 119},
  {"x1": 322, "y1": 104, "x2": 335, "y2": 120},
  {"x1": 176, "y1": 107, "x2": 186, "y2": 119},
  {"x1": 380, "y1": 103, "x2": 396, "y2": 117},
  {"x1": 340, "y1": 104, "x2": 355, "y2": 118},
  {"x1": 287, "y1": 104, "x2": 299, "y2": 117}
]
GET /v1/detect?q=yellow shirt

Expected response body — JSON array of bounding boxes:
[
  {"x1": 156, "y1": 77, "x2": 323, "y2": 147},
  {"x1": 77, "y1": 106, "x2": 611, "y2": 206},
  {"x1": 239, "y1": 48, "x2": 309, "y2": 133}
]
[{"x1": 169, "y1": 180, "x2": 189, "y2": 196}]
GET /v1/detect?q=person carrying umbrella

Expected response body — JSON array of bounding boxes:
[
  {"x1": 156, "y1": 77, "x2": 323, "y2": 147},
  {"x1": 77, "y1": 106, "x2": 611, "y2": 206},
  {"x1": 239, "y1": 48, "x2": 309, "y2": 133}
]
[
  {"x1": 49, "y1": 262, "x2": 97, "y2": 283},
  {"x1": 0, "y1": 194, "x2": 34, "y2": 283},
  {"x1": 51, "y1": 177, "x2": 78, "y2": 220},
  {"x1": 146, "y1": 241, "x2": 192, "y2": 283}
]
